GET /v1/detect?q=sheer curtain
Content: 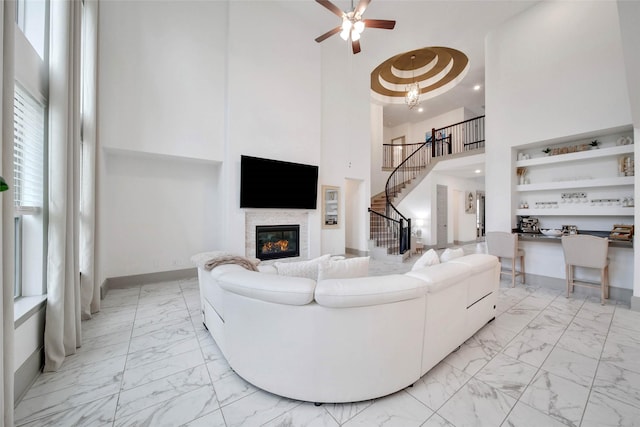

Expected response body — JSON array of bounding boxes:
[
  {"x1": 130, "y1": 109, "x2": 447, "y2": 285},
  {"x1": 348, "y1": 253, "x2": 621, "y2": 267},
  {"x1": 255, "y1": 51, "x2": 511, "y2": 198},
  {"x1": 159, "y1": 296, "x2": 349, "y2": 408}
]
[
  {"x1": 44, "y1": 0, "x2": 98, "y2": 372},
  {"x1": 0, "y1": 1, "x2": 15, "y2": 422}
]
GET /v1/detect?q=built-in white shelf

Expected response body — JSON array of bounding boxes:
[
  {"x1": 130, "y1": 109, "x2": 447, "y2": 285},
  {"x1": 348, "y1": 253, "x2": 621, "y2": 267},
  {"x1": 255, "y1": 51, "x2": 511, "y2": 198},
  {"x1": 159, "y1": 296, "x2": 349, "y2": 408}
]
[
  {"x1": 515, "y1": 144, "x2": 634, "y2": 167},
  {"x1": 516, "y1": 207, "x2": 634, "y2": 216},
  {"x1": 516, "y1": 176, "x2": 634, "y2": 192}
]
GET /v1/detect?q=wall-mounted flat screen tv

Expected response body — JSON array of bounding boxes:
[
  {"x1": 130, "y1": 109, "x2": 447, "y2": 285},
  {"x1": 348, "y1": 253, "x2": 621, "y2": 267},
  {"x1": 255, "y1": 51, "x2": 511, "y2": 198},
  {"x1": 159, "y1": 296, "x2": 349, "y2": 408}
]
[{"x1": 240, "y1": 155, "x2": 319, "y2": 209}]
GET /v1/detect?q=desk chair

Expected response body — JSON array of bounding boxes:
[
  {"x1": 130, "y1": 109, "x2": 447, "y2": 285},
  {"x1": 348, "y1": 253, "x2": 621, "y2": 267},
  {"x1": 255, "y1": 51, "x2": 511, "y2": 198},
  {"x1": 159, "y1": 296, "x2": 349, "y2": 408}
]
[
  {"x1": 561, "y1": 234, "x2": 609, "y2": 305},
  {"x1": 486, "y1": 231, "x2": 525, "y2": 287}
]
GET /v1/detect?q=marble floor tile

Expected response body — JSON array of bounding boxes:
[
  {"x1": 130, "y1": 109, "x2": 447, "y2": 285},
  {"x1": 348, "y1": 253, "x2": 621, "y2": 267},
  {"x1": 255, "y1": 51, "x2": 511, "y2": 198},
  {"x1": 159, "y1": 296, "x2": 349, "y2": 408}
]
[
  {"x1": 322, "y1": 400, "x2": 374, "y2": 424},
  {"x1": 406, "y1": 361, "x2": 472, "y2": 410},
  {"x1": 127, "y1": 320, "x2": 196, "y2": 354},
  {"x1": 16, "y1": 393, "x2": 118, "y2": 427},
  {"x1": 611, "y1": 307, "x2": 640, "y2": 332},
  {"x1": 592, "y1": 361, "x2": 640, "y2": 409},
  {"x1": 58, "y1": 340, "x2": 129, "y2": 373},
  {"x1": 540, "y1": 347, "x2": 599, "y2": 387},
  {"x1": 422, "y1": 413, "x2": 456, "y2": 427},
  {"x1": 121, "y1": 345, "x2": 205, "y2": 390},
  {"x1": 220, "y1": 389, "x2": 302, "y2": 427},
  {"x1": 474, "y1": 353, "x2": 537, "y2": 399},
  {"x1": 501, "y1": 401, "x2": 572, "y2": 427},
  {"x1": 607, "y1": 325, "x2": 640, "y2": 348},
  {"x1": 262, "y1": 402, "x2": 340, "y2": 427},
  {"x1": 113, "y1": 384, "x2": 219, "y2": 427},
  {"x1": 437, "y1": 378, "x2": 516, "y2": 427},
  {"x1": 501, "y1": 334, "x2": 555, "y2": 367},
  {"x1": 125, "y1": 336, "x2": 201, "y2": 370},
  {"x1": 555, "y1": 324, "x2": 606, "y2": 361},
  {"x1": 206, "y1": 359, "x2": 259, "y2": 407},
  {"x1": 442, "y1": 340, "x2": 493, "y2": 376},
  {"x1": 601, "y1": 338, "x2": 640, "y2": 375},
  {"x1": 519, "y1": 371, "x2": 590, "y2": 427},
  {"x1": 518, "y1": 310, "x2": 572, "y2": 344},
  {"x1": 492, "y1": 308, "x2": 539, "y2": 334},
  {"x1": 131, "y1": 314, "x2": 193, "y2": 338},
  {"x1": 116, "y1": 364, "x2": 212, "y2": 419},
  {"x1": 342, "y1": 390, "x2": 433, "y2": 427},
  {"x1": 182, "y1": 409, "x2": 227, "y2": 427},
  {"x1": 581, "y1": 390, "x2": 640, "y2": 427}
]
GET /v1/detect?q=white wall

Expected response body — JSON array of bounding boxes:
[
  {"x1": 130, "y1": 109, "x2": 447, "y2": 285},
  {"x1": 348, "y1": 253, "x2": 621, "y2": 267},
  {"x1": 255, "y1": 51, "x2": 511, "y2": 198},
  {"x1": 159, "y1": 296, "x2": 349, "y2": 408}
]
[
  {"x1": 485, "y1": 0, "x2": 632, "y2": 232},
  {"x1": 99, "y1": 150, "x2": 220, "y2": 279},
  {"x1": 222, "y1": 1, "x2": 323, "y2": 258},
  {"x1": 485, "y1": 1, "x2": 635, "y2": 288},
  {"x1": 98, "y1": 0, "x2": 226, "y2": 161}
]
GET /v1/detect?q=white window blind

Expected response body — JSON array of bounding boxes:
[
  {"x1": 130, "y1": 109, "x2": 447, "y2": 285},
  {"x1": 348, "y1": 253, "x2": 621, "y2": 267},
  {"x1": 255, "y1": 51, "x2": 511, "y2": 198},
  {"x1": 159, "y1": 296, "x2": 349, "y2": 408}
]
[{"x1": 13, "y1": 84, "x2": 44, "y2": 212}]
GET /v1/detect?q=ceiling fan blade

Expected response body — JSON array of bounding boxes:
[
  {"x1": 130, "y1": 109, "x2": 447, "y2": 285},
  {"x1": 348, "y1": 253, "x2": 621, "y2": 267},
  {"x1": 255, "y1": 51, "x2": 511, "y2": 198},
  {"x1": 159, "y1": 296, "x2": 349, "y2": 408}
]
[
  {"x1": 316, "y1": 0, "x2": 344, "y2": 18},
  {"x1": 363, "y1": 19, "x2": 396, "y2": 30},
  {"x1": 315, "y1": 26, "x2": 341, "y2": 43},
  {"x1": 352, "y1": 39, "x2": 361, "y2": 54},
  {"x1": 354, "y1": 0, "x2": 371, "y2": 16}
]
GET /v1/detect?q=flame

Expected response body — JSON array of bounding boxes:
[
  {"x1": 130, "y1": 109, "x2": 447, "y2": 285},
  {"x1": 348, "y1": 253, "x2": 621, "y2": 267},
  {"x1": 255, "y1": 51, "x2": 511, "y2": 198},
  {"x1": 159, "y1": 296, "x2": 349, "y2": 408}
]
[{"x1": 262, "y1": 240, "x2": 289, "y2": 253}]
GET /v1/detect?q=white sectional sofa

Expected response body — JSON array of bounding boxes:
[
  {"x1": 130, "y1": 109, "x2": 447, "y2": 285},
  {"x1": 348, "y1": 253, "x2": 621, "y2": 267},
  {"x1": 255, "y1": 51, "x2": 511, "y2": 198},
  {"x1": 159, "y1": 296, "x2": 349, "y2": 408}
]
[{"x1": 196, "y1": 253, "x2": 499, "y2": 403}]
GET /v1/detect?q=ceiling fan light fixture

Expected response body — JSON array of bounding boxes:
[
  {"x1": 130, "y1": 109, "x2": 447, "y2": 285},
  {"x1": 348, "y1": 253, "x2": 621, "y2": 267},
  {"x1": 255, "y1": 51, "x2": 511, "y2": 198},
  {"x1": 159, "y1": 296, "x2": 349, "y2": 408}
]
[
  {"x1": 340, "y1": 29, "x2": 350, "y2": 40},
  {"x1": 351, "y1": 30, "x2": 361, "y2": 41},
  {"x1": 354, "y1": 20, "x2": 365, "y2": 33}
]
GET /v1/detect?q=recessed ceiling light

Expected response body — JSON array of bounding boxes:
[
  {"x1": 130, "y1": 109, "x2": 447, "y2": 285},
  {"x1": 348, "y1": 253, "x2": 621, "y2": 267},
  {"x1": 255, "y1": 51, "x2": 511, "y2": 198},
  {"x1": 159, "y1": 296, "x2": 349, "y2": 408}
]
[
  {"x1": 418, "y1": 107, "x2": 424, "y2": 113},
  {"x1": 475, "y1": 169, "x2": 482, "y2": 174},
  {"x1": 473, "y1": 84, "x2": 481, "y2": 91}
]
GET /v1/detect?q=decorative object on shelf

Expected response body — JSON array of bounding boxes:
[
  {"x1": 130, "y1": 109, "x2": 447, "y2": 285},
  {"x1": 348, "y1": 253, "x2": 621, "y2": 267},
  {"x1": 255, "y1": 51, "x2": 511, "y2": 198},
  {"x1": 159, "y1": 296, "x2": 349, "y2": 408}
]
[
  {"x1": 322, "y1": 185, "x2": 340, "y2": 229},
  {"x1": 405, "y1": 55, "x2": 420, "y2": 110},
  {"x1": 0, "y1": 176, "x2": 8, "y2": 192},
  {"x1": 561, "y1": 225, "x2": 578, "y2": 235},
  {"x1": 542, "y1": 148, "x2": 551, "y2": 156},
  {"x1": 540, "y1": 229, "x2": 563, "y2": 237},
  {"x1": 619, "y1": 155, "x2": 634, "y2": 176},
  {"x1": 609, "y1": 224, "x2": 634, "y2": 241},
  {"x1": 516, "y1": 167, "x2": 527, "y2": 185},
  {"x1": 465, "y1": 191, "x2": 476, "y2": 214},
  {"x1": 590, "y1": 139, "x2": 600, "y2": 149},
  {"x1": 616, "y1": 136, "x2": 634, "y2": 146}
]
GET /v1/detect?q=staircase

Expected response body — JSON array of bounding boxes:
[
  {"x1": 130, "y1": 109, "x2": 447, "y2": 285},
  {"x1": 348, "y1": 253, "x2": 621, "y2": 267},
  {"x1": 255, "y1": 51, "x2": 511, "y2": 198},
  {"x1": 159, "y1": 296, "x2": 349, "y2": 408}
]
[{"x1": 369, "y1": 116, "x2": 486, "y2": 260}]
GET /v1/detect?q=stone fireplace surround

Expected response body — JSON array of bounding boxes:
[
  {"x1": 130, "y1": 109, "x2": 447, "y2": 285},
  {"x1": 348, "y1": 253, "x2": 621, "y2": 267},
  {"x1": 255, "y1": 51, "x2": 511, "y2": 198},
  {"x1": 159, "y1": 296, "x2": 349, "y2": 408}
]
[{"x1": 245, "y1": 211, "x2": 309, "y2": 262}]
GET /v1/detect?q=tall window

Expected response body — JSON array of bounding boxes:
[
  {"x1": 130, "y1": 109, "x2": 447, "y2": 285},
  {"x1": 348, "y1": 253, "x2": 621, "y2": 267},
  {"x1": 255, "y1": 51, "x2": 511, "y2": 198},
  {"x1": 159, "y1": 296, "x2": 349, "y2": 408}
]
[{"x1": 14, "y1": 0, "x2": 48, "y2": 298}]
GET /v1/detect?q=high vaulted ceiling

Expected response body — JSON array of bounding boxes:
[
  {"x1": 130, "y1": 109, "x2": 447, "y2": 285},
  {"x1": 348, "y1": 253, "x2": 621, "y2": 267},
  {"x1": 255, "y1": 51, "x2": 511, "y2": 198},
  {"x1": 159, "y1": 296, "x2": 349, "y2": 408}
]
[{"x1": 285, "y1": 0, "x2": 539, "y2": 127}]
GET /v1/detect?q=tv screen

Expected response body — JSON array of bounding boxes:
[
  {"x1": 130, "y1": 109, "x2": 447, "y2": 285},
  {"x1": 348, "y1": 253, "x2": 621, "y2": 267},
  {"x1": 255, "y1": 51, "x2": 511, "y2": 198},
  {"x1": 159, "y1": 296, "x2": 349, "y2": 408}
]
[{"x1": 240, "y1": 155, "x2": 319, "y2": 209}]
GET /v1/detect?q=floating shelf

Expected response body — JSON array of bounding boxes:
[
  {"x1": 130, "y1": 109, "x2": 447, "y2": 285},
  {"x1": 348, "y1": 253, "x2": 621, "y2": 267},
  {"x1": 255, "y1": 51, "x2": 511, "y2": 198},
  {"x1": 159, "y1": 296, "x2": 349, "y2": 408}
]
[
  {"x1": 515, "y1": 145, "x2": 634, "y2": 167},
  {"x1": 516, "y1": 176, "x2": 634, "y2": 192},
  {"x1": 516, "y1": 207, "x2": 634, "y2": 216}
]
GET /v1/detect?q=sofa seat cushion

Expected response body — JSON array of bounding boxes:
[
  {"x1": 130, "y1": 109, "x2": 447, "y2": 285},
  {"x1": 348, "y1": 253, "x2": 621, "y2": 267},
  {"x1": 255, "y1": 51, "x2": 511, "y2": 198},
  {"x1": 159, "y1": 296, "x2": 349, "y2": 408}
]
[
  {"x1": 405, "y1": 262, "x2": 471, "y2": 294},
  {"x1": 315, "y1": 275, "x2": 427, "y2": 308},
  {"x1": 218, "y1": 270, "x2": 316, "y2": 306}
]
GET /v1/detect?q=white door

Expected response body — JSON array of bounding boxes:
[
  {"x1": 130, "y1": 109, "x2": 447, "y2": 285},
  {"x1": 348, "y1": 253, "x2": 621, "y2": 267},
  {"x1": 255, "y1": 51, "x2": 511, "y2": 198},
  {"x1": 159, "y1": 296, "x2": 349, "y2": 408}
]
[{"x1": 437, "y1": 185, "x2": 448, "y2": 248}]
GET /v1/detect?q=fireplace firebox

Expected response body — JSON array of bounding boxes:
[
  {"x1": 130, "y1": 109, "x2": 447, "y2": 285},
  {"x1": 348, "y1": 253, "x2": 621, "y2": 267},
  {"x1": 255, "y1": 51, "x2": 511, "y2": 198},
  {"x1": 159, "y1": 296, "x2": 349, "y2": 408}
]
[{"x1": 255, "y1": 225, "x2": 300, "y2": 260}]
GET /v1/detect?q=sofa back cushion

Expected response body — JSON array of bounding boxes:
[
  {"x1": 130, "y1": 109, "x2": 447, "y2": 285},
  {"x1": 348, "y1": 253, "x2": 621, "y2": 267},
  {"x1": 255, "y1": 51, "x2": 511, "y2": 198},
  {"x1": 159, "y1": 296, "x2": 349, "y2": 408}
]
[
  {"x1": 406, "y1": 262, "x2": 471, "y2": 294},
  {"x1": 411, "y1": 249, "x2": 440, "y2": 271},
  {"x1": 218, "y1": 270, "x2": 316, "y2": 305},
  {"x1": 315, "y1": 275, "x2": 427, "y2": 308},
  {"x1": 317, "y1": 257, "x2": 369, "y2": 280},
  {"x1": 274, "y1": 254, "x2": 330, "y2": 280},
  {"x1": 439, "y1": 247, "x2": 465, "y2": 263}
]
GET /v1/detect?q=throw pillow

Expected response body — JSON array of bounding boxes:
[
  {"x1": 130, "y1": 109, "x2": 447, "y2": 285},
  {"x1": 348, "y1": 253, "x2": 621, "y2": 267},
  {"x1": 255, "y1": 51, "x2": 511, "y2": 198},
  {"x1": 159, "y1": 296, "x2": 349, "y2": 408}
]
[
  {"x1": 411, "y1": 249, "x2": 440, "y2": 271},
  {"x1": 318, "y1": 256, "x2": 370, "y2": 281},
  {"x1": 440, "y1": 247, "x2": 465, "y2": 262},
  {"x1": 274, "y1": 254, "x2": 330, "y2": 280}
]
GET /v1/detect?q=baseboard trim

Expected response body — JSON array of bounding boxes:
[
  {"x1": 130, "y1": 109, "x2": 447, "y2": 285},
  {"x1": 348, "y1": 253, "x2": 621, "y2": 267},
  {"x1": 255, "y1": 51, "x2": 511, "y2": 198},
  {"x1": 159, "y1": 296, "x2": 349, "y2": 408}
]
[
  {"x1": 14, "y1": 346, "x2": 43, "y2": 406},
  {"x1": 631, "y1": 296, "x2": 640, "y2": 312},
  {"x1": 517, "y1": 271, "x2": 633, "y2": 304},
  {"x1": 101, "y1": 268, "x2": 197, "y2": 298},
  {"x1": 345, "y1": 247, "x2": 369, "y2": 257}
]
